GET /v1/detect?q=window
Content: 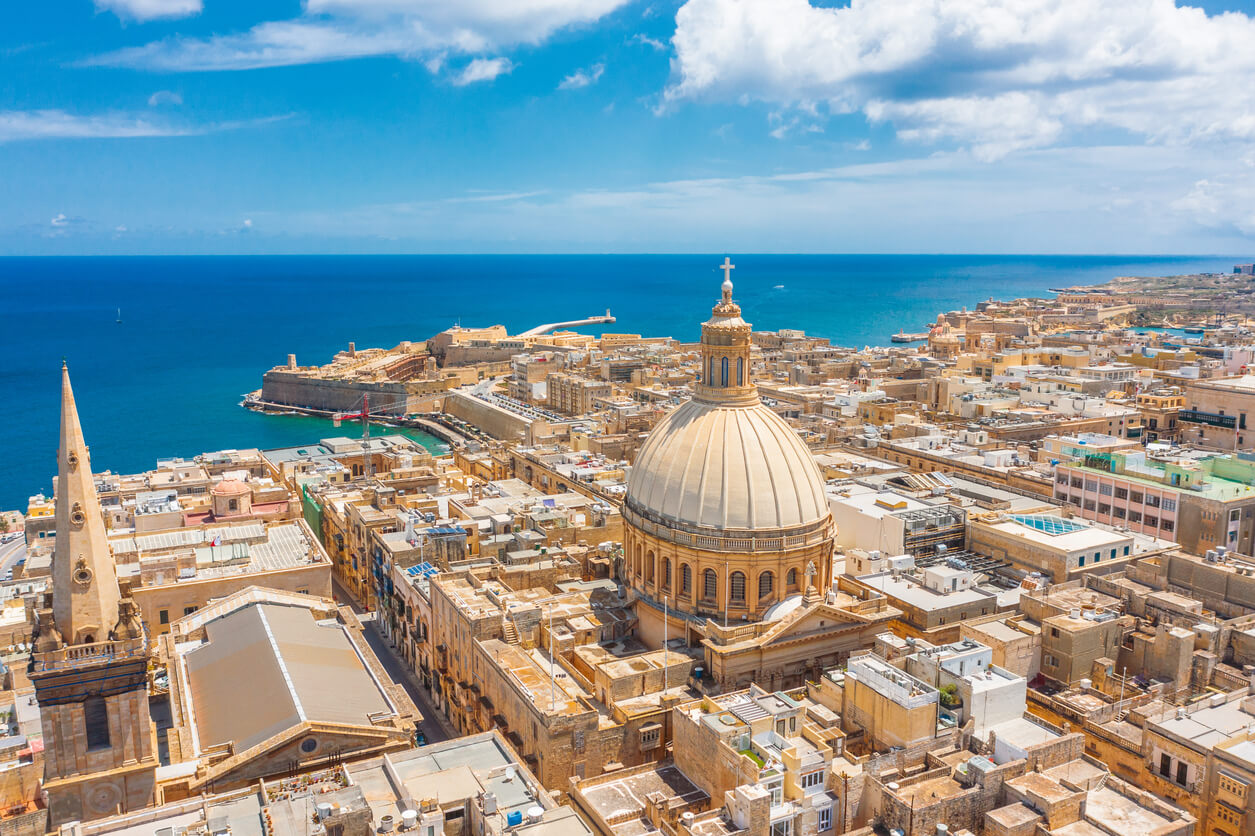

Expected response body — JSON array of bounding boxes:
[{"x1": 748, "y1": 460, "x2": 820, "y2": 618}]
[
  {"x1": 1098, "y1": 503, "x2": 1111, "y2": 515},
  {"x1": 801, "y1": 770, "x2": 825, "y2": 790},
  {"x1": 1099, "y1": 483, "x2": 1113, "y2": 496},
  {"x1": 159, "y1": 609, "x2": 169, "y2": 625},
  {"x1": 787, "y1": 568, "x2": 798, "y2": 588},
  {"x1": 1129, "y1": 510, "x2": 1142, "y2": 524},
  {"x1": 680, "y1": 564, "x2": 692, "y2": 596},
  {"x1": 758, "y1": 572, "x2": 774, "y2": 600},
  {"x1": 1162, "y1": 519, "x2": 1174, "y2": 533},
  {"x1": 730, "y1": 571, "x2": 746, "y2": 603},
  {"x1": 1115, "y1": 487, "x2": 1128, "y2": 500},
  {"x1": 184, "y1": 606, "x2": 197, "y2": 616},
  {"x1": 1044, "y1": 653, "x2": 1059, "y2": 668},
  {"x1": 1079, "y1": 556, "x2": 1086, "y2": 566},
  {"x1": 646, "y1": 551, "x2": 654, "y2": 584},
  {"x1": 228, "y1": 498, "x2": 238, "y2": 512},
  {"x1": 1123, "y1": 546, "x2": 1130, "y2": 555},
  {"x1": 703, "y1": 568, "x2": 718, "y2": 601},
  {"x1": 1131, "y1": 491, "x2": 1144, "y2": 504},
  {"x1": 1146, "y1": 516, "x2": 1159, "y2": 528},
  {"x1": 1114, "y1": 507, "x2": 1126, "y2": 519},
  {"x1": 663, "y1": 559, "x2": 671, "y2": 590},
  {"x1": 1084, "y1": 499, "x2": 1096, "y2": 512},
  {"x1": 1146, "y1": 494, "x2": 1160, "y2": 508},
  {"x1": 1162, "y1": 497, "x2": 1176, "y2": 512},
  {"x1": 818, "y1": 806, "x2": 832, "y2": 832},
  {"x1": 737, "y1": 357, "x2": 744, "y2": 386},
  {"x1": 1232, "y1": 509, "x2": 1242, "y2": 522},
  {"x1": 84, "y1": 696, "x2": 111, "y2": 750},
  {"x1": 721, "y1": 357, "x2": 729, "y2": 387},
  {"x1": 1177, "y1": 761, "x2": 1188, "y2": 786}
]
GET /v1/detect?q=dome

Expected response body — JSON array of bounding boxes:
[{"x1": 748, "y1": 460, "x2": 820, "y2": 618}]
[
  {"x1": 211, "y1": 479, "x2": 250, "y2": 496},
  {"x1": 626, "y1": 398, "x2": 829, "y2": 532}
]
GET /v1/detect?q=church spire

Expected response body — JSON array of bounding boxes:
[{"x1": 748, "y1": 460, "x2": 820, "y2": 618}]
[{"x1": 51, "y1": 362, "x2": 121, "y2": 646}]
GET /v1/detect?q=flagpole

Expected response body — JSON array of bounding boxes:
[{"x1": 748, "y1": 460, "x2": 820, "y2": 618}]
[{"x1": 663, "y1": 594, "x2": 669, "y2": 692}]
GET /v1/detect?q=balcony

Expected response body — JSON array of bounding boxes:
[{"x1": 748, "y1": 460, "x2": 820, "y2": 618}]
[{"x1": 1179, "y1": 409, "x2": 1236, "y2": 429}]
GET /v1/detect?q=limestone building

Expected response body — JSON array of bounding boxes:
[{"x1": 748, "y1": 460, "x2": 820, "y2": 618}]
[
  {"x1": 30, "y1": 364, "x2": 160, "y2": 827},
  {"x1": 623, "y1": 263, "x2": 835, "y2": 640}
]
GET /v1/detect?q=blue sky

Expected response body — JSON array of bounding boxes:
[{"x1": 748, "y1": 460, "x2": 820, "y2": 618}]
[{"x1": 5, "y1": 0, "x2": 1255, "y2": 254}]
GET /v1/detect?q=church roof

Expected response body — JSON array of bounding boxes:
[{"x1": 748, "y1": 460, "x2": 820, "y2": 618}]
[
  {"x1": 184, "y1": 602, "x2": 393, "y2": 753},
  {"x1": 626, "y1": 396, "x2": 829, "y2": 532}
]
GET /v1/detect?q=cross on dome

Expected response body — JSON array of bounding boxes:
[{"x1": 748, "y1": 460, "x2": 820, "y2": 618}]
[{"x1": 719, "y1": 256, "x2": 735, "y2": 301}]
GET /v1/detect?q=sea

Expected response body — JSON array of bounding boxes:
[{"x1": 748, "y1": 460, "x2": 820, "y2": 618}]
[{"x1": 0, "y1": 254, "x2": 1243, "y2": 512}]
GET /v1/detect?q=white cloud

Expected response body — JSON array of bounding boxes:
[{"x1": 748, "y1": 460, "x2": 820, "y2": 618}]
[
  {"x1": 558, "y1": 63, "x2": 605, "y2": 90},
  {"x1": 665, "y1": 0, "x2": 1255, "y2": 158},
  {"x1": 90, "y1": 0, "x2": 631, "y2": 72},
  {"x1": 95, "y1": 0, "x2": 201, "y2": 22},
  {"x1": 50, "y1": 214, "x2": 69, "y2": 227},
  {"x1": 249, "y1": 144, "x2": 1254, "y2": 252},
  {"x1": 0, "y1": 110, "x2": 192, "y2": 142},
  {"x1": 453, "y1": 57, "x2": 514, "y2": 86},
  {"x1": 147, "y1": 90, "x2": 183, "y2": 107},
  {"x1": 0, "y1": 109, "x2": 289, "y2": 143},
  {"x1": 630, "y1": 33, "x2": 666, "y2": 51}
]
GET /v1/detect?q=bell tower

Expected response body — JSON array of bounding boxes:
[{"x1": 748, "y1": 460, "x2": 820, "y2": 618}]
[
  {"x1": 31, "y1": 363, "x2": 157, "y2": 828},
  {"x1": 695, "y1": 257, "x2": 757, "y2": 406}
]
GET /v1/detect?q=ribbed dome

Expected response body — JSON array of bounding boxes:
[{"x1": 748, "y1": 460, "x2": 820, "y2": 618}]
[{"x1": 626, "y1": 398, "x2": 829, "y2": 532}]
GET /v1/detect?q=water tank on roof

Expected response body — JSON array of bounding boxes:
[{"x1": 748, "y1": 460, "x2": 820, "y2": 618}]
[
  {"x1": 506, "y1": 811, "x2": 523, "y2": 828},
  {"x1": 527, "y1": 807, "x2": 545, "y2": 824}
]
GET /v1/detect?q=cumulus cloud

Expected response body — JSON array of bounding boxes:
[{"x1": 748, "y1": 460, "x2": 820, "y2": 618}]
[
  {"x1": 89, "y1": 0, "x2": 631, "y2": 72},
  {"x1": 95, "y1": 0, "x2": 201, "y2": 21},
  {"x1": 558, "y1": 63, "x2": 605, "y2": 90},
  {"x1": 453, "y1": 57, "x2": 514, "y2": 86},
  {"x1": 665, "y1": 0, "x2": 1255, "y2": 158}
]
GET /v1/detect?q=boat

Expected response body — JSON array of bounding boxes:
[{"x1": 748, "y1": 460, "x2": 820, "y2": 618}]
[
  {"x1": 1183, "y1": 326, "x2": 1205, "y2": 334},
  {"x1": 891, "y1": 330, "x2": 928, "y2": 343},
  {"x1": 116, "y1": 308, "x2": 122, "y2": 323}
]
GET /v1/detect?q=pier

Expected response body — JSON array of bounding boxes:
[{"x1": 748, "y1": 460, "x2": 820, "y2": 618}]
[{"x1": 517, "y1": 310, "x2": 615, "y2": 337}]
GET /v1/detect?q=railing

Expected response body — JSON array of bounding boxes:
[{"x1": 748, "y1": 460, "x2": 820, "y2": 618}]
[
  {"x1": 34, "y1": 636, "x2": 148, "y2": 671},
  {"x1": 623, "y1": 503, "x2": 831, "y2": 553},
  {"x1": 1179, "y1": 409, "x2": 1236, "y2": 429}
]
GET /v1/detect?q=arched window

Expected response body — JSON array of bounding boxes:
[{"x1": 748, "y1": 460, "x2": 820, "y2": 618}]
[
  {"x1": 680, "y1": 564, "x2": 692, "y2": 596},
  {"x1": 703, "y1": 568, "x2": 718, "y2": 601},
  {"x1": 787, "y1": 568, "x2": 798, "y2": 589},
  {"x1": 737, "y1": 357, "x2": 744, "y2": 386},
  {"x1": 646, "y1": 551, "x2": 655, "y2": 584},
  {"x1": 730, "y1": 571, "x2": 746, "y2": 603},
  {"x1": 663, "y1": 559, "x2": 672, "y2": 590},
  {"x1": 758, "y1": 571, "x2": 774, "y2": 601},
  {"x1": 721, "y1": 357, "x2": 729, "y2": 387},
  {"x1": 709, "y1": 358, "x2": 716, "y2": 384}
]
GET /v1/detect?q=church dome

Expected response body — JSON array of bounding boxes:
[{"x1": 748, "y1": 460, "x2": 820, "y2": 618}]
[
  {"x1": 625, "y1": 261, "x2": 829, "y2": 535},
  {"x1": 211, "y1": 479, "x2": 249, "y2": 496},
  {"x1": 626, "y1": 398, "x2": 829, "y2": 532}
]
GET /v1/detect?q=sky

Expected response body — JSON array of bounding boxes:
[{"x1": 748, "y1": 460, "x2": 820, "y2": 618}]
[{"x1": 5, "y1": 0, "x2": 1255, "y2": 255}]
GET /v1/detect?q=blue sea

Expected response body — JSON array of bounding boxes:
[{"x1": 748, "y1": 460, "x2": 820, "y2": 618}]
[{"x1": 0, "y1": 254, "x2": 1242, "y2": 511}]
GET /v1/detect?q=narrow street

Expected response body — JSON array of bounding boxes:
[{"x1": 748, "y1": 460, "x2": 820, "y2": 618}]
[{"x1": 332, "y1": 577, "x2": 457, "y2": 744}]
